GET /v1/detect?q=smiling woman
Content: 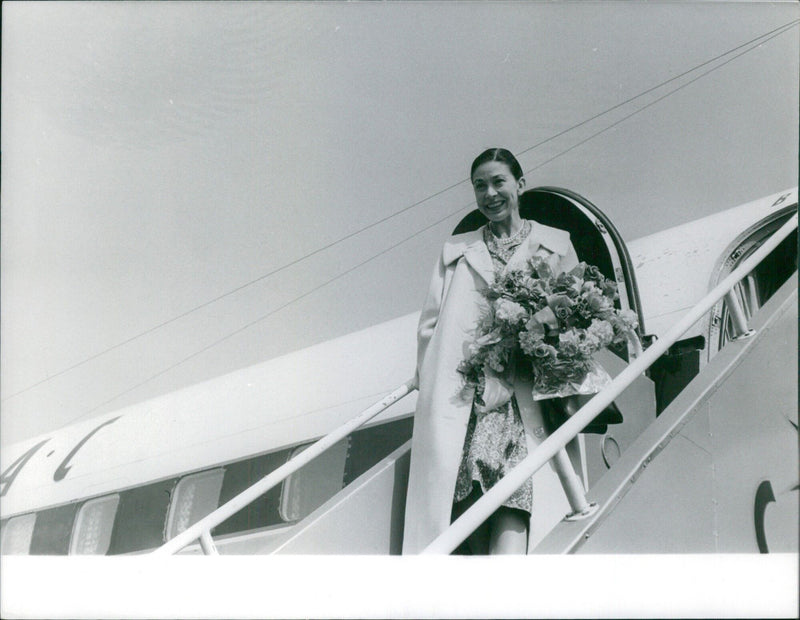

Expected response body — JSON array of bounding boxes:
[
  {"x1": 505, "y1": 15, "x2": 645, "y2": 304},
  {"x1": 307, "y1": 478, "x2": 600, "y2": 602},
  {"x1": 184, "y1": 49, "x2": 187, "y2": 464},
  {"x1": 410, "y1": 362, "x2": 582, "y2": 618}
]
[
  {"x1": 470, "y1": 148, "x2": 527, "y2": 237},
  {"x1": 402, "y1": 148, "x2": 620, "y2": 555},
  {"x1": 1, "y1": 1, "x2": 797, "y2": 456}
]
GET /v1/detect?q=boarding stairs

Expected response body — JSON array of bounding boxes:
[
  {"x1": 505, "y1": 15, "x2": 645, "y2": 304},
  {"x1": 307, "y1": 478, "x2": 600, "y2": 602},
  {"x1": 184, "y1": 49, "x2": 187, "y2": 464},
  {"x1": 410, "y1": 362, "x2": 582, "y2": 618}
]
[{"x1": 153, "y1": 214, "x2": 797, "y2": 556}]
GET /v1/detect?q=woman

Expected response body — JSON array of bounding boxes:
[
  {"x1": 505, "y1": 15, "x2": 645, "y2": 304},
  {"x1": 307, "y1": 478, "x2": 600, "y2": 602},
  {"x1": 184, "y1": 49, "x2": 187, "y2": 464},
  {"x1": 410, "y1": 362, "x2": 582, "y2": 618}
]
[{"x1": 402, "y1": 148, "x2": 584, "y2": 555}]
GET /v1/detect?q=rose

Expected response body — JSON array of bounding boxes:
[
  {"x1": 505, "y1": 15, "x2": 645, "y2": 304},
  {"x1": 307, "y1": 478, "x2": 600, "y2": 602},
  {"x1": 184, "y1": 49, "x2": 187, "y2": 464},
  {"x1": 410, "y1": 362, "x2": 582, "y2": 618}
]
[
  {"x1": 459, "y1": 258, "x2": 634, "y2": 400},
  {"x1": 531, "y1": 341, "x2": 558, "y2": 361},
  {"x1": 498, "y1": 270, "x2": 527, "y2": 297},
  {"x1": 600, "y1": 279, "x2": 618, "y2": 298},
  {"x1": 554, "y1": 272, "x2": 582, "y2": 296},
  {"x1": 584, "y1": 264, "x2": 603, "y2": 282},
  {"x1": 522, "y1": 275, "x2": 546, "y2": 299},
  {"x1": 546, "y1": 294, "x2": 574, "y2": 322}
]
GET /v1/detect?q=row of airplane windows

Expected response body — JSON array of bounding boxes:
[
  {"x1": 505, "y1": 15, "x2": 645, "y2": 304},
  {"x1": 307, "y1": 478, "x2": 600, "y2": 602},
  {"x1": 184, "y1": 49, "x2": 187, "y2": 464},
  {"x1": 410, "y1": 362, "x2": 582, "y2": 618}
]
[{"x1": 0, "y1": 416, "x2": 414, "y2": 555}]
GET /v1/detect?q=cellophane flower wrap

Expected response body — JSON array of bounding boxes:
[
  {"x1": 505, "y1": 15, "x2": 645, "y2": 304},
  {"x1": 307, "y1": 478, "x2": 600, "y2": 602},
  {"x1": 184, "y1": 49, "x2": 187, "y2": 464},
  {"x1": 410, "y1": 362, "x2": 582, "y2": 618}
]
[{"x1": 458, "y1": 258, "x2": 639, "y2": 409}]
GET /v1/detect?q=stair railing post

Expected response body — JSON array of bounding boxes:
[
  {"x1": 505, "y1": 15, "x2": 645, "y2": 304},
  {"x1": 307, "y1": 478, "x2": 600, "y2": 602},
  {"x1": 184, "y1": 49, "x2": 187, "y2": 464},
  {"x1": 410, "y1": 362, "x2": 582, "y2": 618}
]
[
  {"x1": 551, "y1": 448, "x2": 597, "y2": 519},
  {"x1": 199, "y1": 530, "x2": 218, "y2": 555},
  {"x1": 724, "y1": 289, "x2": 756, "y2": 340},
  {"x1": 421, "y1": 210, "x2": 798, "y2": 555}
]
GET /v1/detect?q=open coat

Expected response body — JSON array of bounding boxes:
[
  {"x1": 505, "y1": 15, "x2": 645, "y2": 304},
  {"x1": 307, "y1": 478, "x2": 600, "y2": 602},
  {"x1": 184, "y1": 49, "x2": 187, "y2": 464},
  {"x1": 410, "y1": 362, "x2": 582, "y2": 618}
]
[{"x1": 402, "y1": 221, "x2": 584, "y2": 554}]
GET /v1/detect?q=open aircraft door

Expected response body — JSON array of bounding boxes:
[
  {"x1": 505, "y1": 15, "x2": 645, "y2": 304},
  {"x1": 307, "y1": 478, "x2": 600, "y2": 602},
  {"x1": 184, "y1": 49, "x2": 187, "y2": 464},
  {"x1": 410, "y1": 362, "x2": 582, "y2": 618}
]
[
  {"x1": 453, "y1": 187, "x2": 656, "y2": 488},
  {"x1": 705, "y1": 202, "x2": 798, "y2": 362}
]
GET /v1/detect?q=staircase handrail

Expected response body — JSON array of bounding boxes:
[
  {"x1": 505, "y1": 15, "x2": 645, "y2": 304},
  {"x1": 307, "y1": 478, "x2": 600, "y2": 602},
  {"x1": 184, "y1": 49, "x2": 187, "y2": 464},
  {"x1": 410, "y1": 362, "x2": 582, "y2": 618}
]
[
  {"x1": 421, "y1": 212, "x2": 798, "y2": 554},
  {"x1": 153, "y1": 377, "x2": 417, "y2": 555}
]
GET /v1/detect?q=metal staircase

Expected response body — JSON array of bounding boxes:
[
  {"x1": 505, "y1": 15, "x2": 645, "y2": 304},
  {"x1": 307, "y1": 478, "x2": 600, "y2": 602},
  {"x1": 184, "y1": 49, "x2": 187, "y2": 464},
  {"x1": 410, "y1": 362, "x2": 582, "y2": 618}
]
[{"x1": 154, "y1": 213, "x2": 797, "y2": 556}]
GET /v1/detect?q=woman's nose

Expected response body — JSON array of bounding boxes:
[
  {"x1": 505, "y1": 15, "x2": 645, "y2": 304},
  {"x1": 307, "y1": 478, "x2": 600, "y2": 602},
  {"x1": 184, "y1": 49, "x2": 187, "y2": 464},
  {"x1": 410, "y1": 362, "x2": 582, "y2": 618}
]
[{"x1": 485, "y1": 185, "x2": 497, "y2": 197}]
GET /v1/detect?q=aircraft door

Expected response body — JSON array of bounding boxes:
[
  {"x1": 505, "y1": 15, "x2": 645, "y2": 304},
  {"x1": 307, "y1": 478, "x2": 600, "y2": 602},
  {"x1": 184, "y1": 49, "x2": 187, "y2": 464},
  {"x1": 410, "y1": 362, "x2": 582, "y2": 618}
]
[
  {"x1": 452, "y1": 186, "x2": 655, "y2": 488},
  {"x1": 453, "y1": 186, "x2": 647, "y2": 356}
]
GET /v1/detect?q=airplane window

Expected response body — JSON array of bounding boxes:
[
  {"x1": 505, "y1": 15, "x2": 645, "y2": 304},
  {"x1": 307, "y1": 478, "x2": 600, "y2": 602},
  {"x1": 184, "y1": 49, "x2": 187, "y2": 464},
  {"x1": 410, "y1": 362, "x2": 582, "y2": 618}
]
[
  {"x1": 279, "y1": 438, "x2": 349, "y2": 522},
  {"x1": 344, "y1": 417, "x2": 414, "y2": 485},
  {"x1": 29, "y1": 503, "x2": 80, "y2": 555},
  {"x1": 716, "y1": 226, "x2": 797, "y2": 353},
  {"x1": 1, "y1": 513, "x2": 36, "y2": 555},
  {"x1": 106, "y1": 478, "x2": 179, "y2": 554},
  {"x1": 209, "y1": 419, "x2": 413, "y2": 538},
  {"x1": 165, "y1": 469, "x2": 225, "y2": 540},
  {"x1": 70, "y1": 495, "x2": 120, "y2": 555},
  {"x1": 212, "y1": 450, "x2": 289, "y2": 536}
]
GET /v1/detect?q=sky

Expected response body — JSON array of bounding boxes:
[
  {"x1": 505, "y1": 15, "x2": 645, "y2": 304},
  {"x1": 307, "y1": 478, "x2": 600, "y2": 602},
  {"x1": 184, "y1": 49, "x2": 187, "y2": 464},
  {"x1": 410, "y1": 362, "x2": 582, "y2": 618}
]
[{"x1": 2, "y1": 1, "x2": 798, "y2": 445}]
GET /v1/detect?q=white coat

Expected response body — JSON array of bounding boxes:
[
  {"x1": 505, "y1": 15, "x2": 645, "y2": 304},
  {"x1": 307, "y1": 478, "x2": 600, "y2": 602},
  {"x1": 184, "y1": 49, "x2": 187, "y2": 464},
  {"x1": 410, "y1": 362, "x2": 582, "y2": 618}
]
[{"x1": 402, "y1": 220, "x2": 584, "y2": 554}]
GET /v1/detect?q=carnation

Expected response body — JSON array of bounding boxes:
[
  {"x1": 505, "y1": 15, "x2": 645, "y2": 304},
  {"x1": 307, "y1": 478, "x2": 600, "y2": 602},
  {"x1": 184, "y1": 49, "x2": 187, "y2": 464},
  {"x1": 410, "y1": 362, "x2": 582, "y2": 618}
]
[
  {"x1": 586, "y1": 318, "x2": 615, "y2": 347},
  {"x1": 519, "y1": 328, "x2": 545, "y2": 356},
  {"x1": 581, "y1": 280, "x2": 599, "y2": 294},
  {"x1": 618, "y1": 309, "x2": 639, "y2": 331},
  {"x1": 459, "y1": 259, "x2": 639, "y2": 401},
  {"x1": 558, "y1": 329, "x2": 582, "y2": 356},
  {"x1": 584, "y1": 289, "x2": 613, "y2": 315},
  {"x1": 495, "y1": 298, "x2": 528, "y2": 325}
]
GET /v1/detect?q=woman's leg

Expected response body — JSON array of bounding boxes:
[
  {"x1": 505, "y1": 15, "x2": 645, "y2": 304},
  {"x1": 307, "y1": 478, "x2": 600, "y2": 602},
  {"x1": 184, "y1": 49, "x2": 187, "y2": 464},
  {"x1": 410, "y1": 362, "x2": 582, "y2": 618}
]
[
  {"x1": 451, "y1": 487, "x2": 490, "y2": 555},
  {"x1": 488, "y1": 507, "x2": 528, "y2": 554}
]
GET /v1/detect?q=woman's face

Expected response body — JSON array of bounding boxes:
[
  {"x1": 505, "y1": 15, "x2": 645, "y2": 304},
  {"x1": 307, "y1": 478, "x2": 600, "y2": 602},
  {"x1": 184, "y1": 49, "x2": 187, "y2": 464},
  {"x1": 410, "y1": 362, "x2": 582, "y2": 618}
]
[{"x1": 471, "y1": 161, "x2": 525, "y2": 224}]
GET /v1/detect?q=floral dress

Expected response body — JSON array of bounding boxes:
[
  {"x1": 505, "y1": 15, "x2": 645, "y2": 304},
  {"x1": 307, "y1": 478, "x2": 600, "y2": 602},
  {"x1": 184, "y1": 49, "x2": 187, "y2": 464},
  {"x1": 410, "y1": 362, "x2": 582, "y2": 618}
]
[{"x1": 453, "y1": 221, "x2": 534, "y2": 515}]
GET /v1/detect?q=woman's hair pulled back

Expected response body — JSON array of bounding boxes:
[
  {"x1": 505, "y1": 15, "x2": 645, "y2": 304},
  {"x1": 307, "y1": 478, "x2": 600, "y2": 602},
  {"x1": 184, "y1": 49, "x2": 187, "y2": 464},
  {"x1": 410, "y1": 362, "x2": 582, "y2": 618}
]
[{"x1": 470, "y1": 148, "x2": 524, "y2": 182}]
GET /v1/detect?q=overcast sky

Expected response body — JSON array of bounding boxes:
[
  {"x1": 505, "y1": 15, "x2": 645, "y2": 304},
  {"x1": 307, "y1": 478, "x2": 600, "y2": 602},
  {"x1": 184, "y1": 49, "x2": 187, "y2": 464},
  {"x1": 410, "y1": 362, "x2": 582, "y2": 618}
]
[{"x1": 2, "y1": 1, "x2": 798, "y2": 445}]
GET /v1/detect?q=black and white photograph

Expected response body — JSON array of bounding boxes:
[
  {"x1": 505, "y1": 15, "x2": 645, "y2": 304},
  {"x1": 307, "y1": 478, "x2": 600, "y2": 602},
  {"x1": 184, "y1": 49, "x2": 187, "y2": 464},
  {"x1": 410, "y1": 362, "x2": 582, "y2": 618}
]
[{"x1": 1, "y1": 1, "x2": 798, "y2": 617}]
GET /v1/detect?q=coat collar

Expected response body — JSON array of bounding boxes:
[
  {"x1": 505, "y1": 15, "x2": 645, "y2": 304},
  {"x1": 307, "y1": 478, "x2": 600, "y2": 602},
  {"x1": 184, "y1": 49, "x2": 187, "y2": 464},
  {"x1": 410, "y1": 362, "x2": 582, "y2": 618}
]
[{"x1": 442, "y1": 220, "x2": 571, "y2": 285}]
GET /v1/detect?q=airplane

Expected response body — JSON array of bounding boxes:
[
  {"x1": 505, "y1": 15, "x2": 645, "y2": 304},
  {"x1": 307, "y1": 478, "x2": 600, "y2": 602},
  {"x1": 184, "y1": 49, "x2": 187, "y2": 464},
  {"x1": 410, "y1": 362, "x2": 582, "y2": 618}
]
[{"x1": 0, "y1": 185, "x2": 796, "y2": 557}]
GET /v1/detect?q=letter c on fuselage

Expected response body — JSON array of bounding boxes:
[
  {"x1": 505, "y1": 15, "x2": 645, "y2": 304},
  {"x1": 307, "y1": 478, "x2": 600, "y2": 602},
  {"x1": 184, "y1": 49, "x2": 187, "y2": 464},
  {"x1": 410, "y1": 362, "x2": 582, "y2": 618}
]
[{"x1": 53, "y1": 417, "x2": 121, "y2": 482}]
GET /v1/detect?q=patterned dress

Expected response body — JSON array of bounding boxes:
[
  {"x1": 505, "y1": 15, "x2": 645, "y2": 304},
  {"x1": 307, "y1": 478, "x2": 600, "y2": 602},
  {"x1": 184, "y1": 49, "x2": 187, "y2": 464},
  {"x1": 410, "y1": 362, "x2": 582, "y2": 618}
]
[{"x1": 453, "y1": 220, "x2": 534, "y2": 515}]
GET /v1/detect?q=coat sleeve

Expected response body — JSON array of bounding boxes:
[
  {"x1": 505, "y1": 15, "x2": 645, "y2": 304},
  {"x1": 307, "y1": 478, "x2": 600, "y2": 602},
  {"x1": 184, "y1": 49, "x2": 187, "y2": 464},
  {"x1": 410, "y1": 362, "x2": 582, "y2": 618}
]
[
  {"x1": 414, "y1": 250, "x2": 449, "y2": 388},
  {"x1": 558, "y1": 236, "x2": 580, "y2": 274}
]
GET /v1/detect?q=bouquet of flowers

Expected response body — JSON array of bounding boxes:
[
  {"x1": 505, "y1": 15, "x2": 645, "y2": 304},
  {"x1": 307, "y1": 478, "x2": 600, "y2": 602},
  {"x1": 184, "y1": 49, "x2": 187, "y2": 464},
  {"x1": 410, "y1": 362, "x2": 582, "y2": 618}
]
[{"x1": 458, "y1": 256, "x2": 639, "y2": 410}]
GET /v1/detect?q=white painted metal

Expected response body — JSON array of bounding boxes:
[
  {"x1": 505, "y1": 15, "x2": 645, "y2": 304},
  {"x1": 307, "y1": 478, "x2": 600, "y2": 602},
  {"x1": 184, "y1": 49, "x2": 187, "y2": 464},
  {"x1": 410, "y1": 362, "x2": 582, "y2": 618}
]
[
  {"x1": 723, "y1": 290, "x2": 756, "y2": 340},
  {"x1": 3, "y1": 190, "x2": 794, "y2": 520},
  {"x1": 153, "y1": 378, "x2": 416, "y2": 555},
  {"x1": 0, "y1": 313, "x2": 420, "y2": 518},
  {"x1": 199, "y1": 530, "x2": 218, "y2": 556},
  {"x1": 266, "y1": 442, "x2": 412, "y2": 555},
  {"x1": 551, "y1": 448, "x2": 596, "y2": 518},
  {"x1": 421, "y1": 213, "x2": 798, "y2": 554},
  {"x1": 569, "y1": 283, "x2": 797, "y2": 553},
  {"x1": 628, "y1": 188, "x2": 797, "y2": 339}
]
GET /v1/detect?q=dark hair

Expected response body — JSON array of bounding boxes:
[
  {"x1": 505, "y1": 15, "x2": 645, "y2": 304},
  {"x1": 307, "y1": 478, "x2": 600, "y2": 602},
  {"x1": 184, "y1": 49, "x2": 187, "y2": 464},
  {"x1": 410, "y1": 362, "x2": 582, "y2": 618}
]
[{"x1": 470, "y1": 148, "x2": 524, "y2": 182}]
